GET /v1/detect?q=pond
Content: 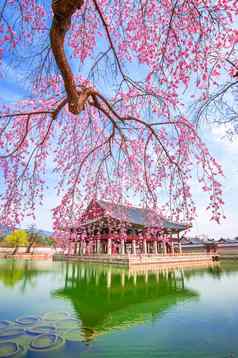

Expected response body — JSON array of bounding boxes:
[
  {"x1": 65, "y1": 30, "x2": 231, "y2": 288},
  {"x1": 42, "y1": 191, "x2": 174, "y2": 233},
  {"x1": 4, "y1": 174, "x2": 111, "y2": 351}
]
[{"x1": 0, "y1": 259, "x2": 238, "y2": 358}]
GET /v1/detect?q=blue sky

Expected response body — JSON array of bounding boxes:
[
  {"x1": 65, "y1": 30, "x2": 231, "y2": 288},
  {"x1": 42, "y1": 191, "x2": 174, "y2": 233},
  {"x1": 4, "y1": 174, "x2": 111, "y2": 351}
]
[
  {"x1": 0, "y1": 61, "x2": 238, "y2": 239},
  {"x1": 190, "y1": 126, "x2": 238, "y2": 239}
]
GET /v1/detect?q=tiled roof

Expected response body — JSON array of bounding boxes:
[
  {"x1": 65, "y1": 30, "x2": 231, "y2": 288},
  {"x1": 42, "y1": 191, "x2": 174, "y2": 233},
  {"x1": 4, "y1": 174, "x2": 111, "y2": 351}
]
[{"x1": 97, "y1": 200, "x2": 190, "y2": 232}]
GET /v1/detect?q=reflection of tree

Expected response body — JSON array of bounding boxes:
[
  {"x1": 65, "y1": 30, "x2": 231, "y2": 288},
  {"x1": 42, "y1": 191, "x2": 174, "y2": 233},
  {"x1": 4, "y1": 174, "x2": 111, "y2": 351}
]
[
  {"x1": 181, "y1": 264, "x2": 222, "y2": 280},
  {"x1": 0, "y1": 260, "x2": 50, "y2": 292},
  {"x1": 182, "y1": 263, "x2": 238, "y2": 281},
  {"x1": 210, "y1": 261, "x2": 238, "y2": 279},
  {"x1": 54, "y1": 263, "x2": 199, "y2": 341},
  {"x1": 207, "y1": 265, "x2": 223, "y2": 278},
  {"x1": 169, "y1": 262, "x2": 238, "y2": 282}
]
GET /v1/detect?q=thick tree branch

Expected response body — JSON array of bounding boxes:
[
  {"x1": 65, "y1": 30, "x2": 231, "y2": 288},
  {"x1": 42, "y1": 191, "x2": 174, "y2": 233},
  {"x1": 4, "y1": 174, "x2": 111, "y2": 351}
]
[{"x1": 50, "y1": 0, "x2": 86, "y2": 114}]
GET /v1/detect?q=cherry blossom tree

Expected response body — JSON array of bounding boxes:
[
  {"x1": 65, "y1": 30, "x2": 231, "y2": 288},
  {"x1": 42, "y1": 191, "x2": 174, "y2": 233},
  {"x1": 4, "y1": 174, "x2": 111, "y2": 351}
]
[
  {"x1": 0, "y1": 0, "x2": 236, "y2": 232},
  {"x1": 196, "y1": 70, "x2": 238, "y2": 138}
]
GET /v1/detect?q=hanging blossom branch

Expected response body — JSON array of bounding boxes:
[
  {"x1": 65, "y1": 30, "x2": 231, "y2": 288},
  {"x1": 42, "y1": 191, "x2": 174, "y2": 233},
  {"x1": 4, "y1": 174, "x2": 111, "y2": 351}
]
[
  {"x1": 0, "y1": 0, "x2": 235, "y2": 230},
  {"x1": 0, "y1": 80, "x2": 224, "y2": 230}
]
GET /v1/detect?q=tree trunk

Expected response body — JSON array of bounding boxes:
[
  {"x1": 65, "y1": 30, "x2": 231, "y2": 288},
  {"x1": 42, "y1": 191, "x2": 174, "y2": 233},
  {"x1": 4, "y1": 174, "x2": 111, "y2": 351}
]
[
  {"x1": 12, "y1": 246, "x2": 18, "y2": 255},
  {"x1": 26, "y1": 240, "x2": 35, "y2": 254}
]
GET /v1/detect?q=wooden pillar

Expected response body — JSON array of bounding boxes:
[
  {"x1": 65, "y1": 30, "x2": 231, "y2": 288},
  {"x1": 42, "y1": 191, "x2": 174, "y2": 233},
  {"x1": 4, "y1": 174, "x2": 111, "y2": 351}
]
[
  {"x1": 96, "y1": 239, "x2": 101, "y2": 254},
  {"x1": 78, "y1": 241, "x2": 81, "y2": 256},
  {"x1": 143, "y1": 239, "x2": 147, "y2": 254},
  {"x1": 132, "y1": 239, "x2": 136, "y2": 255},
  {"x1": 121, "y1": 239, "x2": 125, "y2": 255},
  {"x1": 69, "y1": 230, "x2": 72, "y2": 252},
  {"x1": 67, "y1": 240, "x2": 71, "y2": 255},
  {"x1": 107, "y1": 238, "x2": 112, "y2": 255},
  {"x1": 77, "y1": 242, "x2": 81, "y2": 255},
  {"x1": 121, "y1": 224, "x2": 128, "y2": 255},
  {"x1": 177, "y1": 233, "x2": 182, "y2": 255},
  {"x1": 74, "y1": 242, "x2": 77, "y2": 255},
  {"x1": 153, "y1": 240, "x2": 158, "y2": 255},
  {"x1": 80, "y1": 230, "x2": 86, "y2": 256},
  {"x1": 82, "y1": 240, "x2": 86, "y2": 256},
  {"x1": 179, "y1": 241, "x2": 182, "y2": 255},
  {"x1": 171, "y1": 241, "x2": 175, "y2": 255},
  {"x1": 163, "y1": 241, "x2": 167, "y2": 255},
  {"x1": 138, "y1": 233, "x2": 143, "y2": 254}
]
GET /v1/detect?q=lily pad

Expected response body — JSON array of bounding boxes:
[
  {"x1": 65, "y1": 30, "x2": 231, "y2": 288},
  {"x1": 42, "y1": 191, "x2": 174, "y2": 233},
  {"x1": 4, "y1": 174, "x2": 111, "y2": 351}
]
[
  {"x1": 42, "y1": 312, "x2": 71, "y2": 321},
  {"x1": 0, "y1": 341, "x2": 26, "y2": 358},
  {"x1": 0, "y1": 328, "x2": 25, "y2": 341},
  {"x1": 29, "y1": 333, "x2": 65, "y2": 352},
  {"x1": 12, "y1": 335, "x2": 32, "y2": 351},
  {"x1": 26, "y1": 324, "x2": 56, "y2": 336},
  {"x1": 15, "y1": 316, "x2": 40, "y2": 326},
  {"x1": 55, "y1": 318, "x2": 80, "y2": 331},
  {"x1": 0, "y1": 321, "x2": 11, "y2": 331}
]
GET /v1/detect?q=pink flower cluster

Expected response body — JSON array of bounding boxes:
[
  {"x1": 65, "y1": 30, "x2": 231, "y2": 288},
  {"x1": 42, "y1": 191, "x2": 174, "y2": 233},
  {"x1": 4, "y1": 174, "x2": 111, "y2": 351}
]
[{"x1": 0, "y1": 0, "x2": 236, "y2": 239}]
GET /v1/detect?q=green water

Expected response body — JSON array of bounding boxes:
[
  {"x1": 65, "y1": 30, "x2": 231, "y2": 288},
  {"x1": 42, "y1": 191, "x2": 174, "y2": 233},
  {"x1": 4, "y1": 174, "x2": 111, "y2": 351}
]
[{"x1": 0, "y1": 259, "x2": 238, "y2": 357}]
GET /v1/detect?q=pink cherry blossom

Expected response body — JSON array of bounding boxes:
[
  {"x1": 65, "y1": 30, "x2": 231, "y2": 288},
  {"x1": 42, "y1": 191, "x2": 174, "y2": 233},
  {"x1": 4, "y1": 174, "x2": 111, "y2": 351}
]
[{"x1": 0, "y1": 0, "x2": 236, "y2": 240}]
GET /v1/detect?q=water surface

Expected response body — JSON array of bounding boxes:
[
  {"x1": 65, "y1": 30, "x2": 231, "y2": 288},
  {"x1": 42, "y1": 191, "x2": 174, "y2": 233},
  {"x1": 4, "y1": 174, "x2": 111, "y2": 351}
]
[{"x1": 0, "y1": 259, "x2": 238, "y2": 357}]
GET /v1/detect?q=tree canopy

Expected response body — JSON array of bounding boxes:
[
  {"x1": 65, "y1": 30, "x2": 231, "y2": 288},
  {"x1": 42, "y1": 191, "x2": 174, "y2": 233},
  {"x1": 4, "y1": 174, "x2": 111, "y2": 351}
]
[
  {"x1": 0, "y1": 0, "x2": 237, "y2": 232},
  {"x1": 3, "y1": 230, "x2": 29, "y2": 253}
]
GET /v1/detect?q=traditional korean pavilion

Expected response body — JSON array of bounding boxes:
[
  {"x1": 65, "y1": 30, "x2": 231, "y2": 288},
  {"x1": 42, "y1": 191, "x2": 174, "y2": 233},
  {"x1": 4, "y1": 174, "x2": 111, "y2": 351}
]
[{"x1": 66, "y1": 199, "x2": 191, "y2": 257}]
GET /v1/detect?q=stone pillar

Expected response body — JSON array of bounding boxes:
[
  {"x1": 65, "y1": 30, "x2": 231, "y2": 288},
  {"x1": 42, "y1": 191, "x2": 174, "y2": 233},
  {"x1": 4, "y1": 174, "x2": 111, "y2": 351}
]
[
  {"x1": 132, "y1": 239, "x2": 136, "y2": 255},
  {"x1": 143, "y1": 239, "x2": 147, "y2": 254},
  {"x1": 107, "y1": 238, "x2": 112, "y2": 255},
  {"x1": 121, "y1": 239, "x2": 125, "y2": 255},
  {"x1": 163, "y1": 241, "x2": 167, "y2": 255},
  {"x1": 153, "y1": 240, "x2": 158, "y2": 255}
]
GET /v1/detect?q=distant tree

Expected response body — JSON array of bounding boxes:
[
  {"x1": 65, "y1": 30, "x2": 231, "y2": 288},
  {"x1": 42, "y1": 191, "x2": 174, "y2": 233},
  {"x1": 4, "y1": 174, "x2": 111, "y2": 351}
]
[
  {"x1": 41, "y1": 236, "x2": 55, "y2": 248},
  {"x1": 26, "y1": 225, "x2": 41, "y2": 253},
  {"x1": 3, "y1": 230, "x2": 29, "y2": 255},
  {"x1": 26, "y1": 225, "x2": 56, "y2": 252}
]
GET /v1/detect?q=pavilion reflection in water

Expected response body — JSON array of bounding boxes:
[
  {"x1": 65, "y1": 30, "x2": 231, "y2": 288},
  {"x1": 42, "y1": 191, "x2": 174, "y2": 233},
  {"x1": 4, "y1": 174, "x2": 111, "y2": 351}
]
[{"x1": 54, "y1": 263, "x2": 199, "y2": 341}]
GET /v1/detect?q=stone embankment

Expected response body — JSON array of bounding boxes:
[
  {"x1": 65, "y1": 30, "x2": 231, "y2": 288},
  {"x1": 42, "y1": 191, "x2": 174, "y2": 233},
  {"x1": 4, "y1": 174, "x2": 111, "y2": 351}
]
[
  {"x1": 54, "y1": 253, "x2": 218, "y2": 267},
  {"x1": 0, "y1": 247, "x2": 59, "y2": 260}
]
